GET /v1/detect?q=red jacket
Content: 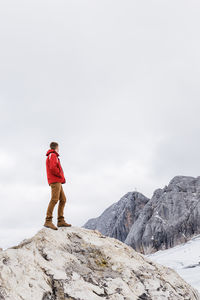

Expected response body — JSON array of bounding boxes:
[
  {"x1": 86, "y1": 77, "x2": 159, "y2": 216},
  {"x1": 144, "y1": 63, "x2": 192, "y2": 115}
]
[{"x1": 46, "y1": 149, "x2": 66, "y2": 185}]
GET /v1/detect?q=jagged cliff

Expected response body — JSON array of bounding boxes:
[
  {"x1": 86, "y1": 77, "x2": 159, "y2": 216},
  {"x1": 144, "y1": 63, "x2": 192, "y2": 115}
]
[
  {"x1": 0, "y1": 226, "x2": 199, "y2": 300},
  {"x1": 125, "y1": 176, "x2": 200, "y2": 254},
  {"x1": 84, "y1": 192, "x2": 149, "y2": 242},
  {"x1": 83, "y1": 176, "x2": 200, "y2": 254}
]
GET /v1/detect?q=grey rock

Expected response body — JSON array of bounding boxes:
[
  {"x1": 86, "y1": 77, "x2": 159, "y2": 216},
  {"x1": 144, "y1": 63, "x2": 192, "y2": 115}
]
[
  {"x1": 84, "y1": 176, "x2": 200, "y2": 255},
  {"x1": 125, "y1": 176, "x2": 200, "y2": 254},
  {"x1": 0, "y1": 226, "x2": 199, "y2": 300},
  {"x1": 83, "y1": 191, "x2": 149, "y2": 242}
]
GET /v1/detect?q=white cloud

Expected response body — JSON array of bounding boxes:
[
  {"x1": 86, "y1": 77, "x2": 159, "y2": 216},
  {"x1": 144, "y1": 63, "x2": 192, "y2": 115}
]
[{"x1": 1, "y1": 0, "x2": 200, "y2": 248}]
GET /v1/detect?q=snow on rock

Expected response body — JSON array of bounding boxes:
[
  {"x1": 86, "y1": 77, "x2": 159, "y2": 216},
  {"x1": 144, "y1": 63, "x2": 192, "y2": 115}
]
[
  {"x1": 0, "y1": 227, "x2": 199, "y2": 300},
  {"x1": 147, "y1": 234, "x2": 200, "y2": 293}
]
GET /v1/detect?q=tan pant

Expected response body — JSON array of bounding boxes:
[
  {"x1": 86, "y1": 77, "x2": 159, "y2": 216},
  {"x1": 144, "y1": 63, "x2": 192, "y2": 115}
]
[{"x1": 45, "y1": 182, "x2": 66, "y2": 221}]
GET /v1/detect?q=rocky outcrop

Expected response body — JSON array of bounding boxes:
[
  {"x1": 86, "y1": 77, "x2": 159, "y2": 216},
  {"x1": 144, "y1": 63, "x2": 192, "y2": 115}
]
[
  {"x1": 84, "y1": 176, "x2": 200, "y2": 255},
  {"x1": 0, "y1": 226, "x2": 199, "y2": 300},
  {"x1": 125, "y1": 176, "x2": 200, "y2": 254},
  {"x1": 84, "y1": 192, "x2": 149, "y2": 242}
]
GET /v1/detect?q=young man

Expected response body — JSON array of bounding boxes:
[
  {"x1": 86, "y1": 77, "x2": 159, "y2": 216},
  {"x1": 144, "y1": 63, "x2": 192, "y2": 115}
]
[{"x1": 44, "y1": 142, "x2": 71, "y2": 230}]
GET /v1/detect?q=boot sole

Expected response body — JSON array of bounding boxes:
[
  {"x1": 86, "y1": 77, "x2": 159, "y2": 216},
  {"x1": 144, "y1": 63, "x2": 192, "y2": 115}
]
[
  {"x1": 57, "y1": 225, "x2": 72, "y2": 227},
  {"x1": 44, "y1": 225, "x2": 58, "y2": 230}
]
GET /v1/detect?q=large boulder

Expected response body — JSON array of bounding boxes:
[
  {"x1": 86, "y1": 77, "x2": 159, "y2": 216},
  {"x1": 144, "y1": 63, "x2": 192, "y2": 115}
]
[{"x1": 0, "y1": 226, "x2": 199, "y2": 300}]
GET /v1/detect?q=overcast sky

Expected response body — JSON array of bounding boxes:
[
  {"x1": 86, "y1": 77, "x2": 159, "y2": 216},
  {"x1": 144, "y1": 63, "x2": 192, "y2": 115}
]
[{"x1": 1, "y1": 0, "x2": 200, "y2": 249}]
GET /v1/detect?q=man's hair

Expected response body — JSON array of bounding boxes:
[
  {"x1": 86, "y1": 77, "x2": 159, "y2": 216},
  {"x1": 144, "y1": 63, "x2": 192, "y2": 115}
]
[{"x1": 50, "y1": 142, "x2": 59, "y2": 150}]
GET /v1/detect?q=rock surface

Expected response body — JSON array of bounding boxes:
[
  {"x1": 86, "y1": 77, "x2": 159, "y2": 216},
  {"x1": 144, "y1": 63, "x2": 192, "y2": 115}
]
[
  {"x1": 84, "y1": 176, "x2": 200, "y2": 254},
  {"x1": 0, "y1": 226, "x2": 199, "y2": 300},
  {"x1": 125, "y1": 176, "x2": 200, "y2": 254},
  {"x1": 84, "y1": 192, "x2": 149, "y2": 242}
]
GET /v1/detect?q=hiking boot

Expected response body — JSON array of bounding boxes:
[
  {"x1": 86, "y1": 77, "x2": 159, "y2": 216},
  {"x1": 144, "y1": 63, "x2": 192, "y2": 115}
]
[
  {"x1": 57, "y1": 218, "x2": 72, "y2": 227},
  {"x1": 44, "y1": 220, "x2": 58, "y2": 230}
]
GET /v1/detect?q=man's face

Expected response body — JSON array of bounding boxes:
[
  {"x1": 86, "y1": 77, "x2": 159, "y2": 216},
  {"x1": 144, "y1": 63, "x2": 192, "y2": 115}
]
[{"x1": 55, "y1": 146, "x2": 59, "y2": 153}]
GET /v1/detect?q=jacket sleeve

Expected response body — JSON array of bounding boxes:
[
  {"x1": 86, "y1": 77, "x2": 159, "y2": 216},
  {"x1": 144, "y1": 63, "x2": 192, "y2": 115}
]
[{"x1": 49, "y1": 153, "x2": 61, "y2": 177}]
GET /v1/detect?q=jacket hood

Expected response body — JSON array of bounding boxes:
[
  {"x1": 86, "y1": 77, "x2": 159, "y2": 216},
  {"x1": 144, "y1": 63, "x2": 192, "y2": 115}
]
[{"x1": 46, "y1": 149, "x2": 60, "y2": 157}]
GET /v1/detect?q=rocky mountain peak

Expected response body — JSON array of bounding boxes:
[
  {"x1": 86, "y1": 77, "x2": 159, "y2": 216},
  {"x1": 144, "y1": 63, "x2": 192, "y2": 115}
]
[
  {"x1": 84, "y1": 191, "x2": 149, "y2": 242},
  {"x1": 84, "y1": 176, "x2": 200, "y2": 255}
]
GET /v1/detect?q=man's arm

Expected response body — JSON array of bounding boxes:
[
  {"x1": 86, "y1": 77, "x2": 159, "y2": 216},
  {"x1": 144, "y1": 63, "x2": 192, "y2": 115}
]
[{"x1": 49, "y1": 153, "x2": 61, "y2": 177}]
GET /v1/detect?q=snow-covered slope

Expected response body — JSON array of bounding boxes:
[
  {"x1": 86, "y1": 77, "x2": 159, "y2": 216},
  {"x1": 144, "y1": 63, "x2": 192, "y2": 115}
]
[
  {"x1": 0, "y1": 226, "x2": 199, "y2": 300},
  {"x1": 147, "y1": 234, "x2": 200, "y2": 293}
]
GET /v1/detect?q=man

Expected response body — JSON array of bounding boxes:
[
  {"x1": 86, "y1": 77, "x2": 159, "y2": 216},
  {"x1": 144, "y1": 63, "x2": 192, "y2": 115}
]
[{"x1": 44, "y1": 142, "x2": 71, "y2": 230}]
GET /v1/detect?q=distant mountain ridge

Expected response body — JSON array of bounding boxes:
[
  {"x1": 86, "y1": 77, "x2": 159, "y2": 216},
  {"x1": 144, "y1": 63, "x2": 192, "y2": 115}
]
[
  {"x1": 84, "y1": 191, "x2": 149, "y2": 242},
  {"x1": 83, "y1": 176, "x2": 200, "y2": 254}
]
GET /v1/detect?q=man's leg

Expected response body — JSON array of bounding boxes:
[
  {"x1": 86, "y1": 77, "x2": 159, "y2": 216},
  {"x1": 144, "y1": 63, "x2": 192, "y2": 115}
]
[
  {"x1": 57, "y1": 185, "x2": 71, "y2": 227},
  {"x1": 44, "y1": 183, "x2": 61, "y2": 229},
  {"x1": 57, "y1": 184, "x2": 66, "y2": 221}
]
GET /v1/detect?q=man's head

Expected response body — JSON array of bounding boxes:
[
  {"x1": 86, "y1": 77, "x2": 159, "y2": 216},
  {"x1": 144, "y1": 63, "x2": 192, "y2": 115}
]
[{"x1": 50, "y1": 142, "x2": 59, "y2": 153}]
